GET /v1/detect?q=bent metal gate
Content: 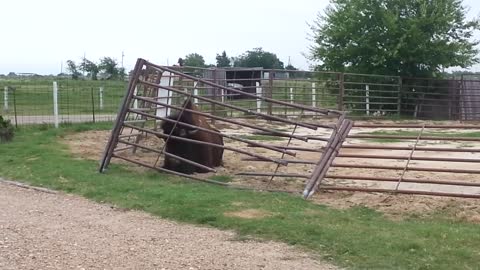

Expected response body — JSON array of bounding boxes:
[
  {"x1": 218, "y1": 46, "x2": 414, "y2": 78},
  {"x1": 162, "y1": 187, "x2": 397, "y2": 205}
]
[{"x1": 100, "y1": 58, "x2": 480, "y2": 199}]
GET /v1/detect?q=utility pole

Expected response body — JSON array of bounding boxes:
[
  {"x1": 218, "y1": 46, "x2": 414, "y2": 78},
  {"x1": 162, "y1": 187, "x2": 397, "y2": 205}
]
[{"x1": 121, "y1": 51, "x2": 125, "y2": 69}]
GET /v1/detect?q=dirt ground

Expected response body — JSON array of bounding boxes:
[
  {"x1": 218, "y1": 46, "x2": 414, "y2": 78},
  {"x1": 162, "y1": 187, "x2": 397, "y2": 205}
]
[
  {"x1": 0, "y1": 181, "x2": 336, "y2": 270},
  {"x1": 62, "y1": 119, "x2": 480, "y2": 222}
]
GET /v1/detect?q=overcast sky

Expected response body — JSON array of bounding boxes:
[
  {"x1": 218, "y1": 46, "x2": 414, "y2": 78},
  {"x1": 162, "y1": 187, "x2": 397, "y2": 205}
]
[{"x1": 1, "y1": 0, "x2": 480, "y2": 75}]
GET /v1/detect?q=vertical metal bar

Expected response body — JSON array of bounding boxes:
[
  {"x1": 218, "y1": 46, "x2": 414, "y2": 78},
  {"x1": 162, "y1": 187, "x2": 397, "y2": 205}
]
[
  {"x1": 212, "y1": 69, "x2": 216, "y2": 123},
  {"x1": 12, "y1": 87, "x2": 18, "y2": 128},
  {"x1": 3, "y1": 86, "x2": 8, "y2": 111},
  {"x1": 395, "y1": 125, "x2": 425, "y2": 190},
  {"x1": 365, "y1": 84, "x2": 370, "y2": 115},
  {"x1": 53, "y1": 81, "x2": 59, "y2": 128},
  {"x1": 99, "y1": 86, "x2": 104, "y2": 110},
  {"x1": 99, "y1": 58, "x2": 146, "y2": 172},
  {"x1": 397, "y1": 77, "x2": 402, "y2": 117},
  {"x1": 91, "y1": 87, "x2": 96, "y2": 123},
  {"x1": 338, "y1": 73, "x2": 344, "y2": 111},
  {"x1": 268, "y1": 70, "x2": 274, "y2": 116}
]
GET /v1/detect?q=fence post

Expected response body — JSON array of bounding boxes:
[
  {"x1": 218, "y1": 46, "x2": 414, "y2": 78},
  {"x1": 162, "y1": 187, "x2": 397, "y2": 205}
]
[
  {"x1": 256, "y1": 82, "x2": 262, "y2": 113},
  {"x1": 91, "y1": 87, "x2": 96, "y2": 123},
  {"x1": 12, "y1": 87, "x2": 17, "y2": 128},
  {"x1": 99, "y1": 86, "x2": 104, "y2": 110},
  {"x1": 268, "y1": 70, "x2": 274, "y2": 116},
  {"x1": 3, "y1": 86, "x2": 8, "y2": 111},
  {"x1": 312, "y1": 82, "x2": 316, "y2": 107},
  {"x1": 338, "y1": 73, "x2": 345, "y2": 111},
  {"x1": 193, "y1": 82, "x2": 199, "y2": 104},
  {"x1": 397, "y1": 77, "x2": 402, "y2": 117},
  {"x1": 133, "y1": 86, "x2": 138, "y2": 109},
  {"x1": 365, "y1": 85, "x2": 370, "y2": 115},
  {"x1": 53, "y1": 81, "x2": 59, "y2": 128},
  {"x1": 290, "y1": 88, "x2": 294, "y2": 104}
]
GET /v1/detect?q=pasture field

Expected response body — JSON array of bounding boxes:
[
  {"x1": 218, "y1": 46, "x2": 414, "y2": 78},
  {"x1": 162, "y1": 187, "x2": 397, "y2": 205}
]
[
  {"x1": 1, "y1": 122, "x2": 480, "y2": 269},
  {"x1": 1, "y1": 78, "x2": 339, "y2": 122},
  {"x1": 0, "y1": 79, "x2": 127, "y2": 116}
]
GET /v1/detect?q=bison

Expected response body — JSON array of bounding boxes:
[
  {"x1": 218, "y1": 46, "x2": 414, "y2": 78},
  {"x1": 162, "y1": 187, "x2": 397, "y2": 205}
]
[{"x1": 160, "y1": 99, "x2": 224, "y2": 174}]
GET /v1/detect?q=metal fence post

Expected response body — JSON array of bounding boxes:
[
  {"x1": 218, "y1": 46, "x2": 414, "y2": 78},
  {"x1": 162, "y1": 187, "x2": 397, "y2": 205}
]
[
  {"x1": 12, "y1": 87, "x2": 17, "y2": 128},
  {"x1": 268, "y1": 70, "x2": 274, "y2": 116},
  {"x1": 91, "y1": 87, "x2": 96, "y2": 123},
  {"x1": 99, "y1": 86, "x2": 104, "y2": 110},
  {"x1": 53, "y1": 81, "x2": 59, "y2": 128},
  {"x1": 338, "y1": 73, "x2": 345, "y2": 111},
  {"x1": 3, "y1": 86, "x2": 8, "y2": 112},
  {"x1": 312, "y1": 82, "x2": 316, "y2": 108},
  {"x1": 397, "y1": 77, "x2": 402, "y2": 117},
  {"x1": 256, "y1": 82, "x2": 262, "y2": 113},
  {"x1": 365, "y1": 84, "x2": 370, "y2": 115}
]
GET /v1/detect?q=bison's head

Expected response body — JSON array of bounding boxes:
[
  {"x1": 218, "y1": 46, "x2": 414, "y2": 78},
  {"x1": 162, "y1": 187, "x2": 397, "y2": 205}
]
[{"x1": 160, "y1": 99, "x2": 199, "y2": 139}]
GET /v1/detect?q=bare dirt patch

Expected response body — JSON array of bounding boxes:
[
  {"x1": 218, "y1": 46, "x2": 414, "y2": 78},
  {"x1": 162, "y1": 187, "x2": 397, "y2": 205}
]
[
  {"x1": 224, "y1": 209, "x2": 273, "y2": 219},
  {"x1": 61, "y1": 119, "x2": 480, "y2": 221}
]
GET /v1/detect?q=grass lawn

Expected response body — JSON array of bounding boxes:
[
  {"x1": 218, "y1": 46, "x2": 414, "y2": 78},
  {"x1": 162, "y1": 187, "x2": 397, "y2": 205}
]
[{"x1": 1, "y1": 124, "x2": 480, "y2": 269}]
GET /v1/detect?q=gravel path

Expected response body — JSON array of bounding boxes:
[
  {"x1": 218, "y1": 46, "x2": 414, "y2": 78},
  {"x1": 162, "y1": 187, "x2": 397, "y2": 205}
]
[{"x1": 0, "y1": 181, "x2": 336, "y2": 270}]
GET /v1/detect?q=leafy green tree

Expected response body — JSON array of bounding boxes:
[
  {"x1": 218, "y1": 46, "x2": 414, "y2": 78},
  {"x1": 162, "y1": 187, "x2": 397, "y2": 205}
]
[
  {"x1": 184, "y1": 53, "x2": 206, "y2": 67},
  {"x1": 309, "y1": 0, "x2": 480, "y2": 77},
  {"x1": 99, "y1": 57, "x2": 120, "y2": 79},
  {"x1": 66, "y1": 60, "x2": 81, "y2": 79},
  {"x1": 216, "y1": 51, "x2": 231, "y2": 67},
  {"x1": 79, "y1": 58, "x2": 99, "y2": 80},
  {"x1": 233, "y1": 48, "x2": 284, "y2": 69}
]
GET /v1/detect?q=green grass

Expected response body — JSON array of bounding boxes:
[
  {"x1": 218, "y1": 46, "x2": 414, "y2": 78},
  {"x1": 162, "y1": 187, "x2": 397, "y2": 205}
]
[
  {"x1": 0, "y1": 79, "x2": 126, "y2": 115},
  {"x1": 1, "y1": 124, "x2": 480, "y2": 269}
]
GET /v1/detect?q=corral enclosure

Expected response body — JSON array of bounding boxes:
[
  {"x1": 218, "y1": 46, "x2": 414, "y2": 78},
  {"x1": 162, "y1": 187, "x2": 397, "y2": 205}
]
[
  {"x1": 3, "y1": 65, "x2": 480, "y2": 126},
  {"x1": 99, "y1": 59, "x2": 480, "y2": 200}
]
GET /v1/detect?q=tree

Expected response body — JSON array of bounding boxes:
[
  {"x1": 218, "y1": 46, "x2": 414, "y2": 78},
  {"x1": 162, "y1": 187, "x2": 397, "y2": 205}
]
[
  {"x1": 79, "y1": 58, "x2": 99, "y2": 80},
  {"x1": 216, "y1": 51, "x2": 231, "y2": 67},
  {"x1": 285, "y1": 63, "x2": 298, "y2": 78},
  {"x1": 233, "y1": 48, "x2": 284, "y2": 69},
  {"x1": 309, "y1": 0, "x2": 480, "y2": 77},
  {"x1": 99, "y1": 57, "x2": 120, "y2": 79},
  {"x1": 66, "y1": 60, "x2": 81, "y2": 79},
  {"x1": 184, "y1": 53, "x2": 206, "y2": 67}
]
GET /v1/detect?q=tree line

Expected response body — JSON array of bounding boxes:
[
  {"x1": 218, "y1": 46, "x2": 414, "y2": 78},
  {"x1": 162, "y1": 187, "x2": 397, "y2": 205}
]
[
  {"x1": 65, "y1": 57, "x2": 126, "y2": 80},
  {"x1": 181, "y1": 48, "x2": 297, "y2": 71}
]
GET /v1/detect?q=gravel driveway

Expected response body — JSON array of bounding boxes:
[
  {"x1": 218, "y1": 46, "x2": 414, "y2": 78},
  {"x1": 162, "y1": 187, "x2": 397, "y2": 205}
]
[{"x1": 0, "y1": 181, "x2": 336, "y2": 270}]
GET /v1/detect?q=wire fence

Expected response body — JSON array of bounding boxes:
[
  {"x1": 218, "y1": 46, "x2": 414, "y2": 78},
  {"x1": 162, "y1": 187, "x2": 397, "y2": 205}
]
[
  {"x1": 2, "y1": 68, "x2": 480, "y2": 126},
  {"x1": 0, "y1": 79, "x2": 127, "y2": 126}
]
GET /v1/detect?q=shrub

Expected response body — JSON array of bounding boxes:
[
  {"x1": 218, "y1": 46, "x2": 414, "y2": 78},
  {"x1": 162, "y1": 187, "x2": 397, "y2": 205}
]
[{"x1": 0, "y1": 116, "x2": 14, "y2": 143}]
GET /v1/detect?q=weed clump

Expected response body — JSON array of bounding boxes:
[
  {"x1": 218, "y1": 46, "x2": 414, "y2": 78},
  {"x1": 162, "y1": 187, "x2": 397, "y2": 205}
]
[{"x1": 0, "y1": 115, "x2": 14, "y2": 143}]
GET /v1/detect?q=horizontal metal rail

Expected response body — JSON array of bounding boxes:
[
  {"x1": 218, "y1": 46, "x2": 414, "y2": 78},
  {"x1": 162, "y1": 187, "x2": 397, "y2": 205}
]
[
  {"x1": 132, "y1": 96, "x2": 310, "y2": 142},
  {"x1": 236, "y1": 172, "x2": 310, "y2": 179},
  {"x1": 137, "y1": 80, "x2": 320, "y2": 130},
  {"x1": 348, "y1": 134, "x2": 480, "y2": 142},
  {"x1": 123, "y1": 123, "x2": 288, "y2": 166},
  {"x1": 117, "y1": 139, "x2": 216, "y2": 173},
  {"x1": 319, "y1": 186, "x2": 480, "y2": 199},
  {"x1": 128, "y1": 108, "x2": 296, "y2": 157},
  {"x1": 337, "y1": 154, "x2": 480, "y2": 163},
  {"x1": 342, "y1": 144, "x2": 480, "y2": 153},
  {"x1": 146, "y1": 61, "x2": 342, "y2": 115},
  {"x1": 326, "y1": 175, "x2": 480, "y2": 187},
  {"x1": 331, "y1": 163, "x2": 480, "y2": 174}
]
